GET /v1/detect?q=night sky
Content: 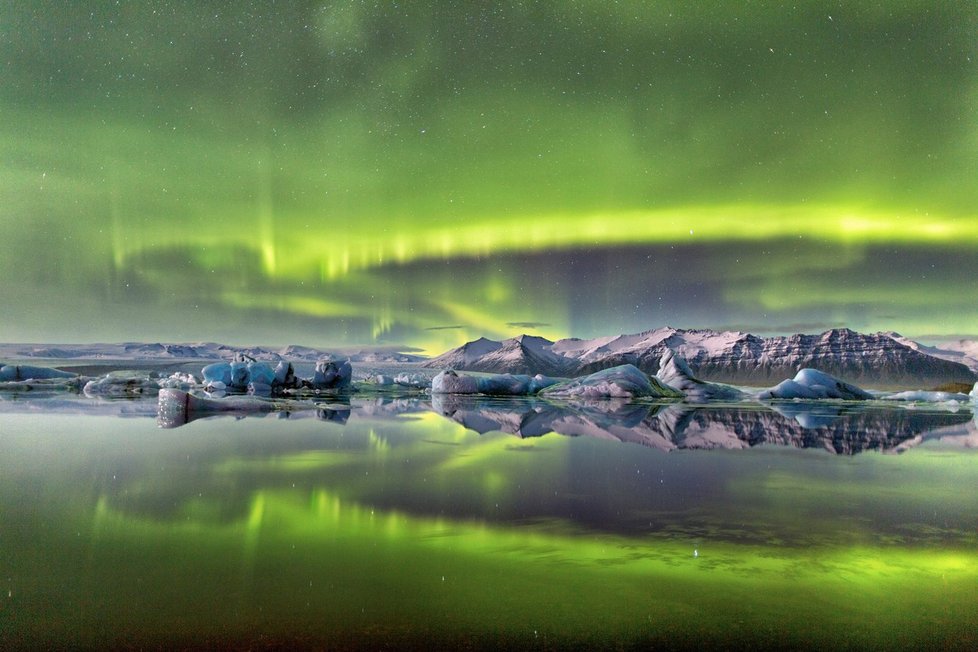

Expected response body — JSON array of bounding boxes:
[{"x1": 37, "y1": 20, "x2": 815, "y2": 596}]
[{"x1": 2, "y1": 2, "x2": 976, "y2": 354}]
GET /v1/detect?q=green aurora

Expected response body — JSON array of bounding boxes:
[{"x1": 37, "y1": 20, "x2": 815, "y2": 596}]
[{"x1": 2, "y1": 2, "x2": 976, "y2": 352}]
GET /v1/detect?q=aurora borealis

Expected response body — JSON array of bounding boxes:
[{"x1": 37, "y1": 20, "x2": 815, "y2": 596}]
[{"x1": 2, "y1": 2, "x2": 976, "y2": 353}]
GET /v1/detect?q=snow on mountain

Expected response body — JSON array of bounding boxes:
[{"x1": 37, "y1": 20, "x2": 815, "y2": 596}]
[
  {"x1": 428, "y1": 328, "x2": 977, "y2": 389},
  {"x1": 0, "y1": 341, "x2": 422, "y2": 364},
  {"x1": 885, "y1": 333, "x2": 978, "y2": 373},
  {"x1": 423, "y1": 335, "x2": 574, "y2": 376},
  {"x1": 422, "y1": 336, "x2": 502, "y2": 369}
]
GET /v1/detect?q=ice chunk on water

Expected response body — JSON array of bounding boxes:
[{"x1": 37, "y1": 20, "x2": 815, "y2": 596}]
[
  {"x1": 83, "y1": 372, "x2": 160, "y2": 396},
  {"x1": 394, "y1": 372, "x2": 430, "y2": 389},
  {"x1": 883, "y1": 390, "x2": 970, "y2": 404},
  {"x1": 311, "y1": 359, "x2": 352, "y2": 389},
  {"x1": 757, "y1": 368, "x2": 872, "y2": 400},
  {"x1": 542, "y1": 364, "x2": 683, "y2": 399},
  {"x1": 0, "y1": 365, "x2": 75, "y2": 381},
  {"x1": 229, "y1": 361, "x2": 250, "y2": 389},
  {"x1": 202, "y1": 362, "x2": 232, "y2": 385},
  {"x1": 431, "y1": 370, "x2": 481, "y2": 394},
  {"x1": 654, "y1": 349, "x2": 744, "y2": 402},
  {"x1": 274, "y1": 361, "x2": 295, "y2": 387},
  {"x1": 430, "y1": 370, "x2": 560, "y2": 395}
]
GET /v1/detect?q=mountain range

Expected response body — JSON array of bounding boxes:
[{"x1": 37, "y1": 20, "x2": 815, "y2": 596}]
[
  {"x1": 423, "y1": 328, "x2": 978, "y2": 389},
  {"x1": 0, "y1": 342, "x2": 425, "y2": 364}
]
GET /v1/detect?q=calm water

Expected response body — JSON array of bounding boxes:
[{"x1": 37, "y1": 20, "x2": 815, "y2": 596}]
[{"x1": 1, "y1": 393, "x2": 977, "y2": 650}]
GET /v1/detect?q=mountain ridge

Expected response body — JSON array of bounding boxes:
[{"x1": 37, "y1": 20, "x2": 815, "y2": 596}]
[{"x1": 424, "y1": 327, "x2": 978, "y2": 389}]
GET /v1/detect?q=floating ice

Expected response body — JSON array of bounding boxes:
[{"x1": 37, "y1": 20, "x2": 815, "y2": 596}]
[
  {"x1": 274, "y1": 361, "x2": 296, "y2": 387},
  {"x1": 393, "y1": 372, "x2": 431, "y2": 389},
  {"x1": 157, "y1": 388, "x2": 283, "y2": 428},
  {"x1": 542, "y1": 364, "x2": 683, "y2": 399},
  {"x1": 882, "y1": 390, "x2": 970, "y2": 403},
  {"x1": 247, "y1": 361, "x2": 276, "y2": 386},
  {"x1": 158, "y1": 372, "x2": 197, "y2": 390},
  {"x1": 654, "y1": 349, "x2": 745, "y2": 402},
  {"x1": 431, "y1": 370, "x2": 482, "y2": 394},
  {"x1": 430, "y1": 370, "x2": 561, "y2": 395},
  {"x1": 0, "y1": 365, "x2": 76, "y2": 381},
  {"x1": 83, "y1": 372, "x2": 161, "y2": 396},
  {"x1": 757, "y1": 368, "x2": 873, "y2": 400},
  {"x1": 201, "y1": 362, "x2": 232, "y2": 386},
  {"x1": 311, "y1": 359, "x2": 352, "y2": 389}
]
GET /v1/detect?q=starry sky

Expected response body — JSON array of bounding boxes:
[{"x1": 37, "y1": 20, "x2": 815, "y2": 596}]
[{"x1": 2, "y1": 1, "x2": 976, "y2": 354}]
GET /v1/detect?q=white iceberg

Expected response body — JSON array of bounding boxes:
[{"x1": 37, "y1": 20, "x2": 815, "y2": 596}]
[
  {"x1": 430, "y1": 370, "x2": 561, "y2": 395},
  {"x1": 393, "y1": 372, "x2": 432, "y2": 389},
  {"x1": 541, "y1": 364, "x2": 683, "y2": 399},
  {"x1": 157, "y1": 388, "x2": 285, "y2": 427},
  {"x1": 654, "y1": 349, "x2": 745, "y2": 402},
  {"x1": 158, "y1": 372, "x2": 198, "y2": 390},
  {"x1": 83, "y1": 372, "x2": 161, "y2": 396},
  {"x1": 882, "y1": 390, "x2": 970, "y2": 404},
  {"x1": 757, "y1": 368, "x2": 873, "y2": 400}
]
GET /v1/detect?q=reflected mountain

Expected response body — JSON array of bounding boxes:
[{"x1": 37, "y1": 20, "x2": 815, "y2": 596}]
[{"x1": 430, "y1": 394, "x2": 975, "y2": 454}]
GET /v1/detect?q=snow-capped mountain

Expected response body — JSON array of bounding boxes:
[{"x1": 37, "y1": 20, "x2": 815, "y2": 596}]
[
  {"x1": 884, "y1": 333, "x2": 978, "y2": 373},
  {"x1": 423, "y1": 335, "x2": 575, "y2": 376},
  {"x1": 0, "y1": 342, "x2": 424, "y2": 364},
  {"x1": 426, "y1": 328, "x2": 978, "y2": 389}
]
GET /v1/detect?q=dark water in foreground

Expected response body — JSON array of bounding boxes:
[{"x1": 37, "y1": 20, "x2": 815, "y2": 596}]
[{"x1": 1, "y1": 394, "x2": 977, "y2": 650}]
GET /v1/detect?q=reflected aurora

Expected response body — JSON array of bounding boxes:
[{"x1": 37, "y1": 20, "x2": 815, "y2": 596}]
[{"x1": 4, "y1": 409, "x2": 978, "y2": 648}]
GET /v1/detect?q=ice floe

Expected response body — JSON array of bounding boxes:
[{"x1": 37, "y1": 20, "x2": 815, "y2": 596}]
[
  {"x1": 654, "y1": 349, "x2": 745, "y2": 402},
  {"x1": 431, "y1": 370, "x2": 559, "y2": 395},
  {"x1": 756, "y1": 368, "x2": 873, "y2": 400},
  {"x1": 541, "y1": 364, "x2": 683, "y2": 399}
]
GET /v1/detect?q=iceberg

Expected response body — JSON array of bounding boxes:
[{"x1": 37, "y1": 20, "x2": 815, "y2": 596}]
[
  {"x1": 274, "y1": 361, "x2": 296, "y2": 387},
  {"x1": 393, "y1": 372, "x2": 431, "y2": 389},
  {"x1": 201, "y1": 358, "x2": 352, "y2": 393},
  {"x1": 757, "y1": 369, "x2": 873, "y2": 400},
  {"x1": 0, "y1": 364, "x2": 76, "y2": 381},
  {"x1": 310, "y1": 359, "x2": 352, "y2": 389},
  {"x1": 157, "y1": 388, "x2": 285, "y2": 427},
  {"x1": 654, "y1": 349, "x2": 745, "y2": 402},
  {"x1": 882, "y1": 390, "x2": 970, "y2": 404},
  {"x1": 541, "y1": 364, "x2": 683, "y2": 399},
  {"x1": 158, "y1": 372, "x2": 198, "y2": 390},
  {"x1": 201, "y1": 362, "x2": 232, "y2": 386},
  {"x1": 431, "y1": 370, "x2": 485, "y2": 394},
  {"x1": 83, "y1": 372, "x2": 161, "y2": 396},
  {"x1": 430, "y1": 370, "x2": 561, "y2": 395}
]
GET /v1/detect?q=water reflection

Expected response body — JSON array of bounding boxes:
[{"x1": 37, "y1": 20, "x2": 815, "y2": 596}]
[
  {"x1": 2, "y1": 395, "x2": 978, "y2": 649},
  {"x1": 433, "y1": 395, "x2": 976, "y2": 453},
  {"x1": 140, "y1": 389, "x2": 978, "y2": 454}
]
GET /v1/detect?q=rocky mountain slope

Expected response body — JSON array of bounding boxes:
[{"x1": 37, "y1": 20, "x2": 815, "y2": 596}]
[{"x1": 425, "y1": 328, "x2": 977, "y2": 389}]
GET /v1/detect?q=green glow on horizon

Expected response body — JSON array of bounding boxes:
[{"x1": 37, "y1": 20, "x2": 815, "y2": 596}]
[{"x1": 2, "y1": 1, "x2": 976, "y2": 347}]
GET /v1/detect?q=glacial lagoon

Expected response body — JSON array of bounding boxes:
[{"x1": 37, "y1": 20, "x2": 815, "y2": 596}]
[{"x1": 2, "y1": 393, "x2": 977, "y2": 649}]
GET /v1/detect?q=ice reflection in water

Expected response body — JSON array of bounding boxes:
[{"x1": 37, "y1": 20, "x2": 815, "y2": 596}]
[{"x1": 1, "y1": 393, "x2": 977, "y2": 649}]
